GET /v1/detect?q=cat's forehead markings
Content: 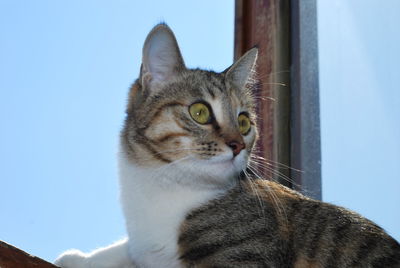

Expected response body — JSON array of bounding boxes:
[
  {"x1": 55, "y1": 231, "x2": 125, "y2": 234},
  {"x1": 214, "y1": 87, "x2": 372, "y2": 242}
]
[
  {"x1": 209, "y1": 98, "x2": 224, "y2": 125},
  {"x1": 204, "y1": 86, "x2": 216, "y2": 99},
  {"x1": 231, "y1": 94, "x2": 241, "y2": 111},
  {"x1": 207, "y1": 73, "x2": 224, "y2": 93}
]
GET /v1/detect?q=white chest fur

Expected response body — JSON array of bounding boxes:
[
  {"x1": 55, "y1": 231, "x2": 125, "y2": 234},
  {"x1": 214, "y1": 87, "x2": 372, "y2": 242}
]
[{"x1": 118, "y1": 155, "x2": 224, "y2": 268}]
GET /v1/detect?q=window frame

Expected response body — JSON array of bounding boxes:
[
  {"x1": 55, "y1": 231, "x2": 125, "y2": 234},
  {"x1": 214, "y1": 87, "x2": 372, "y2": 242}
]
[{"x1": 234, "y1": 0, "x2": 321, "y2": 200}]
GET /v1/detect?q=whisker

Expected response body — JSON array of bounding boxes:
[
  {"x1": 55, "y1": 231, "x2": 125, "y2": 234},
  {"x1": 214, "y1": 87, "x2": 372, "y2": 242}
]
[
  {"x1": 247, "y1": 166, "x2": 287, "y2": 224},
  {"x1": 250, "y1": 154, "x2": 303, "y2": 172},
  {"x1": 248, "y1": 161, "x2": 297, "y2": 187},
  {"x1": 251, "y1": 96, "x2": 276, "y2": 102},
  {"x1": 243, "y1": 169, "x2": 265, "y2": 219},
  {"x1": 249, "y1": 158, "x2": 295, "y2": 176},
  {"x1": 248, "y1": 160, "x2": 302, "y2": 190}
]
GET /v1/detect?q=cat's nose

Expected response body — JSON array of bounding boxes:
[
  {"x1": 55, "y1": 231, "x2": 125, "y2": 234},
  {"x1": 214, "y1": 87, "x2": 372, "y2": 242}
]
[{"x1": 226, "y1": 141, "x2": 245, "y2": 156}]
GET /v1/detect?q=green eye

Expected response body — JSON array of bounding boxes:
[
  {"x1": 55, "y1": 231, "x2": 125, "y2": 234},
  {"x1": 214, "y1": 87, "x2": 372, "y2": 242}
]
[
  {"x1": 189, "y1": 102, "x2": 211, "y2": 124},
  {"x1": 238, "y1": 114, "x2": 251, "y2": 135}
]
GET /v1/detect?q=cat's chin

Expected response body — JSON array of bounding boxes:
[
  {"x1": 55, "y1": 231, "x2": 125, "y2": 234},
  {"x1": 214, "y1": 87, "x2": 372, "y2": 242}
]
[
  {"x1": 206, "y1": 159, "x2": 236, "y2": 175},
  {"x1": 206, "y1": 157, "x2": 242, "y2": 174},
  {"x1": 177, "y1": 151, "x2": 248, "y2": 188},
  {"x1": 210, "y1": 150, "x2": 247, "y2": 171}
]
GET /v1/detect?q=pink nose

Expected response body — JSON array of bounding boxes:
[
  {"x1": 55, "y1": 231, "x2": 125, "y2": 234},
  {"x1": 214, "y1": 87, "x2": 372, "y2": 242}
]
[{"x1": 226, "y1": 141, "x2": 245, "y2": 156}]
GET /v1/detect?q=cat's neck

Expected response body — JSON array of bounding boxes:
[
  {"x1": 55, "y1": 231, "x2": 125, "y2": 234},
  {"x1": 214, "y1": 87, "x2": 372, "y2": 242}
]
[
  {"x1": 118, "y1": 150, "x2": 231, "y2": 210},
  {"x1": 118, "y1": 151, "x2": 231, "y2": 267}
]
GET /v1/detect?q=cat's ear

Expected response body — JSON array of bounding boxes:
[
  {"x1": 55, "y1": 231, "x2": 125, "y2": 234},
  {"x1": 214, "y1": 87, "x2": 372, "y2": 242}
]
[
  {"x1": 141, "y1": 24, "x2": 185, "y2": 90},
  {"x1": 225, "y1": 48, "x2": 258, "y2": 91}
]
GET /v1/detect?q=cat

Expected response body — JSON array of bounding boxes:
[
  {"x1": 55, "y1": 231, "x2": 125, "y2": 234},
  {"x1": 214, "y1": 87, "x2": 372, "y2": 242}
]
[{"x1": 55, "y1": 23, "x2": 400, "y2": 268}]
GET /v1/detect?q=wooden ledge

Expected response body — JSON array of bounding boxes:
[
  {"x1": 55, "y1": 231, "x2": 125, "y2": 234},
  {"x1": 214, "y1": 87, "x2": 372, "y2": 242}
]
[{"x1": 0, "y1": 240, "x2": 58, "y2": 268}]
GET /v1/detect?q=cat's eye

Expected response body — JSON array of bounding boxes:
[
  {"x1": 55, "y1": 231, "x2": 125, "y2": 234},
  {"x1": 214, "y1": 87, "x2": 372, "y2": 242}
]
[
  {"x1": 189, "y1": 102, "x2": 211, "y2": 124},
  {"x1": 238, "y1": 113, "x2": 251, "y2": 135}
]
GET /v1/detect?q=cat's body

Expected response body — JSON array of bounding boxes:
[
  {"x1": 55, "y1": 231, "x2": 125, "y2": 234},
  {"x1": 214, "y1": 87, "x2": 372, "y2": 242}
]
[
  {"x1": 180, "y1": 179, "x2": 400, "y2": 267},
  {"x1": 55, "y1": 24, "x2": 400, "y2": 268}
]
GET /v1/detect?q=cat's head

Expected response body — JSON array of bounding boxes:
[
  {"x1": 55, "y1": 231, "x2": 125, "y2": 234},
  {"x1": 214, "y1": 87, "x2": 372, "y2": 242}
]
[{"x1": 121, "y1": 24, "x2": 258, "y2": 188}]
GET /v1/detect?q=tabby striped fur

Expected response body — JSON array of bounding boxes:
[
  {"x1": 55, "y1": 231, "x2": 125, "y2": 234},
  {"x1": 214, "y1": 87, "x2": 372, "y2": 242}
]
[{"x1": 179, "y1": 179, "x2": 400, "y2": 267}]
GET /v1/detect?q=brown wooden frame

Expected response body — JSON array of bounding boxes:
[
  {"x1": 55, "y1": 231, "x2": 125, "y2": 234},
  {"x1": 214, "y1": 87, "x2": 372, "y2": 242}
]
[
  {"x1": 0, "y1": 240, "x2": 58, "y2": 268},
  {"x1": 235, "y1": 0, "x2": 321, "y2": 199}
]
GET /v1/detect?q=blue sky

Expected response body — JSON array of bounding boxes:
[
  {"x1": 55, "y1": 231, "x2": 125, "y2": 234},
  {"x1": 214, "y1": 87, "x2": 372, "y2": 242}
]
[
  {"x1": 319, "y1": 0, "x2": 400, "y2": 242},
  {"x1": 0, "y1": 0, "x2": 399, "y2": 263},
  {"x1": 0, "y1": 0, "x2": 235, "y2": 261}
]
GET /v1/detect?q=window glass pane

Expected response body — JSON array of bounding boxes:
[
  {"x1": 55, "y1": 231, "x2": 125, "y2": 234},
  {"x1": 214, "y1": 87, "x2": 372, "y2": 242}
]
[{"x1": 318, "y1": 0, "x2": 400, "y2": 241}]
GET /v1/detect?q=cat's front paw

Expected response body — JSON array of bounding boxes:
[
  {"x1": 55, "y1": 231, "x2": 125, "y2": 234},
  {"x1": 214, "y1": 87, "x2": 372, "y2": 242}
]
[{"x1": 55, "y1": 249, "x2": 89, "y2": 268}]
